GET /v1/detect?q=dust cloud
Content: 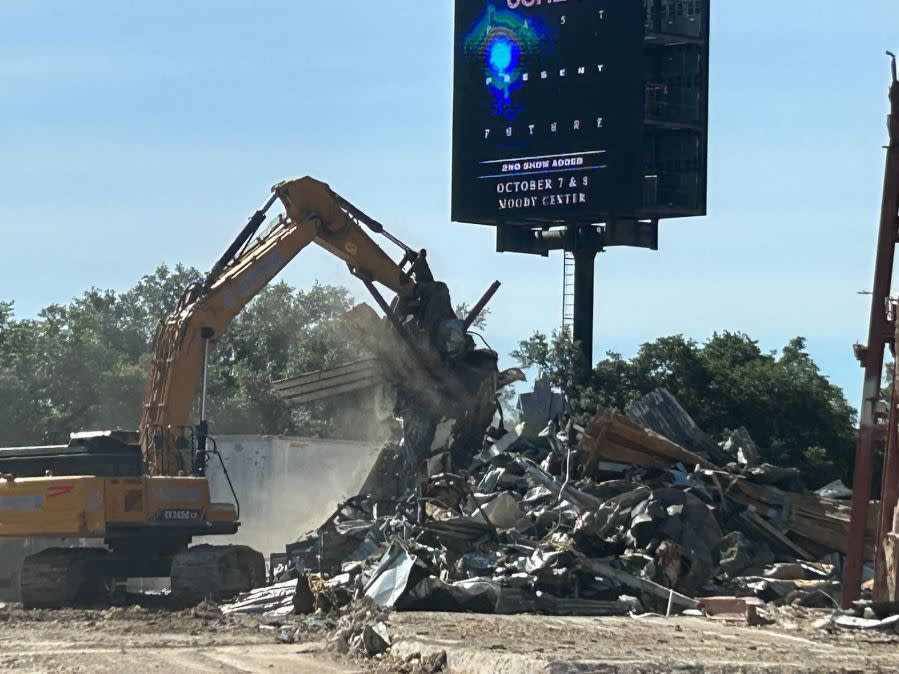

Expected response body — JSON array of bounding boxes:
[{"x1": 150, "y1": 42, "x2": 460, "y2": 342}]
[{"x1": 205, "y1": 395, "x2": 396, "y2": 557}]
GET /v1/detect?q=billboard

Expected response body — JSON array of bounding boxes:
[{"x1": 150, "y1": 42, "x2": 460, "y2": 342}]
[{"x1": 452, "y1": 0, "x2": 646, "y2": 226}]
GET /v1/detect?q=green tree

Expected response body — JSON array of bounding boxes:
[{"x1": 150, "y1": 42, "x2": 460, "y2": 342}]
[
  {"x1": 205, "y1": 281, "x2": 361, "y2": 437},
  {"x1": 511, "y1": 328, "x2": 586, "y2": 394},
  {"x1": 0, "y1": 267, "x2": 362, "y2": 446},
  {"x1": 0, "y1": 301, "x2": 42, "y2": 445},
  {"x1": 513, "y1": 330, "x2": 857, "y2": 484}
]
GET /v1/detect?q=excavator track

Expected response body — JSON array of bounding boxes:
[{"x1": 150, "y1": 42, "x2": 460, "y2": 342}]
[
  {"x1": 20, "y1": 548, "x2": 111, "y2": 610},
  {"x1": 21, "y1": 545, "x2": 264, "y2": 609},
  {"x1": 170, "y1": 545, "x2": 265, "y2": 603}
]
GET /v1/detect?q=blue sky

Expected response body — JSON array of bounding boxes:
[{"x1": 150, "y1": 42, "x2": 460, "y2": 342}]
[{"x1": 1, "y1": 1, "x2": 896, "y2": 410}]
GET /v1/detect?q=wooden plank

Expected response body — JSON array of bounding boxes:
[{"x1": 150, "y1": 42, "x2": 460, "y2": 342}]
[
  {"x1": 730, "y1": 479, "x2": 879, "y2": 555},
  {"x1": 583, "y1": 436, "x2": 671, "y2": 470},
  {"x1": 582, "y1": 419, "x2": 610, "y2": 476},
  {"x1": 626, "y1": 389, "x2": 729, "y2": 464},
  {"x1": 604, "y1": 413, "x2": 717, "y2": 469},
  {"x1": 278, "y1": 377, "x2": 383, "y2": 406},
  {"x1": 737, "y1": 509, "x2": 813, "y2": 560},
  {"x1": 276, "y1": 371, "x2": 382, "y2": 399},
  {"x1": 581, "y1": 412, "x2": 716, "y2": 476},
  {"x1": 273, "y1": 359, "x2": 382, "y2": 390},
  {"x1": 882, "y1": 533, "x2": 899, "y2": 602}
]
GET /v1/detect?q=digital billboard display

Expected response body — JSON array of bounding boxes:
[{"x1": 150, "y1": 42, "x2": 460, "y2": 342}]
[{"x1": 452, "y1": 0, "x2": 647, "y2": 226}]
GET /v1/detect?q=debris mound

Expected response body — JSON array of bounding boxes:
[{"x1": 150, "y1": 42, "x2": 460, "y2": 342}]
[{"x1": 224, "y1": 387, "x2": 873, "y2": 622}]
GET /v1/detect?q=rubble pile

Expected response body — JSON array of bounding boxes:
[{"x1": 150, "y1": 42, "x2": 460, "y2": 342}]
[{"x1": 227, "y1": 387, "x2": 874, "y2": 620}]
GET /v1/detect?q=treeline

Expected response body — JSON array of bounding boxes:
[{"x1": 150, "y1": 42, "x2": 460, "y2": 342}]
[
  {"x1": 0, "y1": 266, "x2": 861, "y2": 486},
  {"x1": 0, "y1": 265, "x2": 360, "y2": 446},
  {"x1": 513, "y1": 331, "x2": 859, "y2": 485}
]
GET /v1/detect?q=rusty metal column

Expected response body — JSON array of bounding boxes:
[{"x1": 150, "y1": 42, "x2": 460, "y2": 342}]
[
  {"x1": 875, "y1": 361, "x2": 899, "y2": 601},
  {"x1": 572, "y1": 243, "x2": 597, "y2": 367},
  {"x1": 844, "y1": 55, "x2": 899, "y2": 607}
]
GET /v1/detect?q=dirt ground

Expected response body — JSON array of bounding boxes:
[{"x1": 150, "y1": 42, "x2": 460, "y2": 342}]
[
  {"x1": 0, "y1": 603, "x2": 896, "y2": 673},
  {"x1": 0, "y1": 603, "x2": 355, "y2": 673},
  {"x1": 383, "y1": 609, "x2": 899, "y2": 673}
]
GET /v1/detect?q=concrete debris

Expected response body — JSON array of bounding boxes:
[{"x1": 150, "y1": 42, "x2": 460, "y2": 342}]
[
  {"x1": 467, "y1": 492, "x2": 522, "y2": 529},
  {"x1": 362, "y1": 620, "x2": 391, "y2": 655},
  {"x1": 191, "y1": 599, "x2": 225, "y2": 621},
  {"x1": 714, "y1": 532, "x2": 756, "y2": 579},
  {"x1": 517, "y1": 376, "x2": 565, "y2": 442},
  {"x1": 721, "y1": 427, "x2": 761, "y2": 467},
  {"x1": 816, "y1": 480, "x2": 853, "y2": 500},
  {"x1": 226, "y1": 386, "x2": 874, "y2": 625},
  {"x1": 763, "y1": 563, "x2": 807, "y2": 580},
  {"x1": 276, "y1": 625, "x2": 296, "y2": 643},
  {"x1": 763, "y1": 561, "x2": 835, "y2": 581},
  {"x1": 699, "y1": 596, "x2": 773, "y2": 625},
  {"x1": 831, "y1": 613, "x2": 899, "y2": 631},
  {"x1": 327, "y1": 599, "x2": 392, "y2": 657}
]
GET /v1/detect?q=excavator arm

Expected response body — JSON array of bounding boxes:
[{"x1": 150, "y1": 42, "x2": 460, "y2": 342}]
[{"x1": 139, "y1": 176, "x2": 428, "y2": 475}]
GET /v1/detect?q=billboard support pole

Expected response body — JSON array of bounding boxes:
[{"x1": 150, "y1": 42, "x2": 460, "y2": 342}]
[{"x1": 572, "y1": 237, "x2": 598, "y2": 368}]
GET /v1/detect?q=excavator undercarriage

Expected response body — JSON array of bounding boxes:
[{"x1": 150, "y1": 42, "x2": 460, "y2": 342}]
[{"x1": 20, "y1": 544, "x2": 265, "y2": 609}]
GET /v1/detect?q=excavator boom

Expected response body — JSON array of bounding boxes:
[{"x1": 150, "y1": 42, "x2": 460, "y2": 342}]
[{"x1": 139, "y1": 177, "x2": 421, "y2": 475}]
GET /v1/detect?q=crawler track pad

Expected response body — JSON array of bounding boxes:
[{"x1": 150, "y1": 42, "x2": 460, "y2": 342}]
[
  {"x1": 20, "y1": 548, "x2": 110, "y2": 609},
  {"x1": 171, "y1": 544, "x2": 265, "y2": 603}
]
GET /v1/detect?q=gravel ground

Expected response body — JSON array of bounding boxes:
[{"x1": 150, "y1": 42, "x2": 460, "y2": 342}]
[
  {"x1": 0, "y1": 602, "x2": 354, "y2": 673},
  {"x1": 378, "y1": 609, "x2": 899, "y2": 674},
  {"x1": 0, "y1": 602, "x2": 896, "y2": 673}
]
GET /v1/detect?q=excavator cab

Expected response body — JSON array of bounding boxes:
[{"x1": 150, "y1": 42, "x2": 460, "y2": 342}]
[{"x1": 0, "y1": 432, "x2": 143, "y2": 480}]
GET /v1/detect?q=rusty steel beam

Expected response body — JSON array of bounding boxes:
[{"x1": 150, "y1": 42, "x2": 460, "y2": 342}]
[
  {"x1": 844, "y1": 54, "x2": 899, "y2": 607},
  {"x1": 875, "y1": 348, "x2": 899, "y2": 601},
  {"x1": 463, "y1": 281, "x2": 501, "y2": 332}
]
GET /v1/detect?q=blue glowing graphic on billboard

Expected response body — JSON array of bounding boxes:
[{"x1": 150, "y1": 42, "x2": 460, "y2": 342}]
[{"x1": 462, "y1": 5, "x2": 546, "y2": 120}]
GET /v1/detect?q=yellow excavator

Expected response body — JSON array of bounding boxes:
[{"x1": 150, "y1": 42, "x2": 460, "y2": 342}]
[{"x1": 0, "y1": 177, "x2": 499, "y2": 608}]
